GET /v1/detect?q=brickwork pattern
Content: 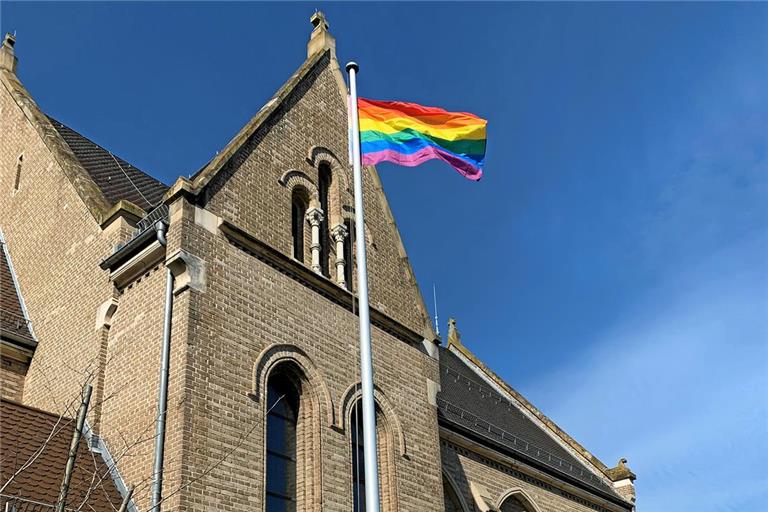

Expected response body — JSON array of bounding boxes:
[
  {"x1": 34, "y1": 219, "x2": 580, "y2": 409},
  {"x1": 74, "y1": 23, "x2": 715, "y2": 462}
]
[
  {"x1": 441, "y1": 440, "x2": 620, "y2": 512},
  {"x1": 203, "y1": 52, "x2": 432, "y2": 338},
  {"x1": 0, "y1": 357, "x2": 25, "y2": 401},
  {"x1": 0, "y1": 79, "x2": 126, "y2": 418}
]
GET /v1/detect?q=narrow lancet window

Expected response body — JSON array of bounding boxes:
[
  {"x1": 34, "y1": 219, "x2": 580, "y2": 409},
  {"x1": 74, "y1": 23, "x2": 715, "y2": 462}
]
[
  {"x1": 13, "y1": 154, "x2": 23, "y2": 191},
  {"x1": 266, "y1": 374, "x2": 299, "y2": 512},
  {"x1": 318, "y1": 164, "x2": 331, "y2": 277},
  {"x1": 291, "y1": 190, "x2": 307, "y2": 262},
  {"x1": 351, "y1": 401, "x2": 367, "y2": 512}
]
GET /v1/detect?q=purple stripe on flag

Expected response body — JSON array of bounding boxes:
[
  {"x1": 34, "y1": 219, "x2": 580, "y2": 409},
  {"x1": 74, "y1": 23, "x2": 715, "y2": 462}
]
[{"x1": 361, "y1": 146, "x2": 483, "y2": 181}]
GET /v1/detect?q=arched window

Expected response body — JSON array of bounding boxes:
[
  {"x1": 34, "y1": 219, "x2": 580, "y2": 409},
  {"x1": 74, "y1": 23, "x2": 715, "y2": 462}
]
[
  {"x1": 291, "y1": 189, "x2": 308, "y2": 262},
  {"x1": 266, "y1": 373, "x2": 299, "y2": 512},
  {"x1": 318, "y1": 163, "x2": 331, "y2": 277},
  {"x1": 350, "y1": 401, "x2": 370, "y2": 512},
  {"x1": 442, "y1": 474, "x2": 465, "y2": 512},
  {"x1": 500, "y1": 495, "x2": 532, "y2": 512},
  {"x1": 349, "y1": 400, "x2": 398, "y2": 512}
]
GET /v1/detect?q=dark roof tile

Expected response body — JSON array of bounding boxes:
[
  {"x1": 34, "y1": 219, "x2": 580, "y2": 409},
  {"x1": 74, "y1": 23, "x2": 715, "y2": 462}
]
[
  {"x1": 0, "y1": 239, "x2": 34, "y2": 347},
  {"x1": 437, "y1": 347, "x2": 620, "y2": 498},
  {"x1": 46, "y1": 116, "x2": 167, "y2": 210}
]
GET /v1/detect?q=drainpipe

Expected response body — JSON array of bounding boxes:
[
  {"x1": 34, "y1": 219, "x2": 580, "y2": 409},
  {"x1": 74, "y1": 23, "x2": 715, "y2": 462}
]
[{"x1": 151, "y1": 220, "x2": 173, "y2": 512}]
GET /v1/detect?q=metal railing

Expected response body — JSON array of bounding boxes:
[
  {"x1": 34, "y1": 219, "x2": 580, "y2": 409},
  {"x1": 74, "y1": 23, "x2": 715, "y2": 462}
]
[
  {"x1": 0, "y1": 308, "x2": 33, "y2": 338},
  {"x1": 114, "y1": 204, "x2": 169, "y2": 253},
  {"x1": 438, "y1": 366, "x2": 609, "y2": 491}
]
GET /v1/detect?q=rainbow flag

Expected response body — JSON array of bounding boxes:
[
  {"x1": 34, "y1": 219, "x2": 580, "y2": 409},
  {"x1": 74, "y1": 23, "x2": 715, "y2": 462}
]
[{"x1": 358, "y1": 98, "x2": 487, "y2": 181}]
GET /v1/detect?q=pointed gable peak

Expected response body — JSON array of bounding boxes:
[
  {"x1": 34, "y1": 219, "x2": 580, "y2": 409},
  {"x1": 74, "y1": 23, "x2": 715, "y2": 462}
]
[
  {"x1": 447, "y1": 318, "x2": 463, "y2": 348},
  {"x1": 308, "y1": 11, "x2": 335, "y2": 58}
]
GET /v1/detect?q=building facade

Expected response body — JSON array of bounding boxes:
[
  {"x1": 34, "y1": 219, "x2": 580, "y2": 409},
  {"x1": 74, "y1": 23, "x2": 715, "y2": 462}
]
[{"x1": 0, "y1": 14, "x2": 636, "y2": 512}]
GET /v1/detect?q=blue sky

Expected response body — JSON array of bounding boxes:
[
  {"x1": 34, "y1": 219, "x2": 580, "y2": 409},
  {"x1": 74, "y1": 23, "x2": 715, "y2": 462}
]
[{"x1": 3, "y1": 2, "x2": 766, "y2": 510}]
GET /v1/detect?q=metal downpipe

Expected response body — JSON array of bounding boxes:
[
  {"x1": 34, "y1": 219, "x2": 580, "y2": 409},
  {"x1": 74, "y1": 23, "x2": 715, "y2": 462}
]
[{"x1": 151, "y1": 221, "x2": 173, "y2": 512}]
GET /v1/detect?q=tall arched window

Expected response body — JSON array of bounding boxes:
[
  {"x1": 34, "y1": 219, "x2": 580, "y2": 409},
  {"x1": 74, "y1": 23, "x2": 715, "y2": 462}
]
[
  {"x1": 266, "y1": 373, "x2": 299, "y2": 512},
  {"x1": 351, "y1": 400, "x2": 371, "y2": 512},
  {"x1": 318, "y1": 164, "x2": 331, "y2": 277},
  {"x1": 442, "y1": 474, "x2": 465, "y2": 512},
  {"x1": 349, "y1": 400, "x2": 398, "y2": 512},
  {"x1": 291, "y1": 189, "x2": 308, "y2": 262},
  {"x1": 500, "y1": 495, "x2": 532, "y2": 512}
]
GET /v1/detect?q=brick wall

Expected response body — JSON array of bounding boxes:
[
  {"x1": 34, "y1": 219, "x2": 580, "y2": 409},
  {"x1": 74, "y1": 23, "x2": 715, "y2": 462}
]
[
  {"x1": 0, "y1": 356, "x2": 26, "y2": 401},
  {"x1": 441, "y1": 439, "x2": 622, "y2": 512},
  {"x1": 203, "y1": 52, "x2": 433, "y2": 339},
  {"x1": 0, "y1": 75, "x2": 125, "y2": 420}
]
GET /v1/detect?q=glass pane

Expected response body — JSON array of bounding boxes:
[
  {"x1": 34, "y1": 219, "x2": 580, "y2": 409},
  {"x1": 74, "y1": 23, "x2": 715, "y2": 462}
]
[
  {"x1": 266, "y1": 494, "x2": 296, "y2": 512},
  {"x1": 267, "y1": 415, "x2": 296, "y2": 457},
  {"x1": 266, "y1": 374, "x2": 298, "y2": 506},
  {"x1": 266, "y1": 452, "x2": 296, "y2": 497},
  {"x1": 353, "y1": 479, "x2": 366, "y2": 512}
]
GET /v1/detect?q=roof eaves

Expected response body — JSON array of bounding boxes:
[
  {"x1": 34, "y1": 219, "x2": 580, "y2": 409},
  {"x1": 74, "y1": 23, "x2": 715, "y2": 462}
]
[{"x1": 438, "y1": 421, "x2": 633, "y2": 511}]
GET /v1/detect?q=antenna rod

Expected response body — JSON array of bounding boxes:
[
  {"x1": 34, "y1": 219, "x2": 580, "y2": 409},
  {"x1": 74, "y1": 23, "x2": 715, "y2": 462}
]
[{"x1": 433, "y1": 283, "x2": 440, "y2": 336}]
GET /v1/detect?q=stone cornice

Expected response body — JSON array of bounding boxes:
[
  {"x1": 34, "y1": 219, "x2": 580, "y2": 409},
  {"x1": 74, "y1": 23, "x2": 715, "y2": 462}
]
[
  {"x1": 218, "y1": 219, "x2": 425, "y2": 347},
  {"x1": 439, "y1": 426, "x2": 633, "y2": 512}
]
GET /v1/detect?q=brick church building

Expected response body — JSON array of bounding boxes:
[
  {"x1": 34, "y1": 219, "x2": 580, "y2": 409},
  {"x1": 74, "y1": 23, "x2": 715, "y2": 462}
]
[{"x1": 0, "y1": 14, "x2": 636, "y2": 512}]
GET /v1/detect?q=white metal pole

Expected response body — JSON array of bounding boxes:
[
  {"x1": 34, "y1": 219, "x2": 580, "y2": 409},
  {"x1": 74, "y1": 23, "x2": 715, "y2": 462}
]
[{"x1": 346, "y1": 61, "x2": 381, "y2": 512}]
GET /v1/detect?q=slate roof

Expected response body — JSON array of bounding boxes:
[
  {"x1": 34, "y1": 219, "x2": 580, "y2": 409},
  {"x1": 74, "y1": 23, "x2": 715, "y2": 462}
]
[
  {"x1": 437, "y1": 347, "x2": 623, "y2": 501},
  {"x1": 0, "y1": 238, "x2": 35, "y2": 349},
  {"x1": 46, "y1": 116, "x2": 168, "y2": 210},
  {"x1": 0, "y1": 398, "x2": 124, "y2": 511}
]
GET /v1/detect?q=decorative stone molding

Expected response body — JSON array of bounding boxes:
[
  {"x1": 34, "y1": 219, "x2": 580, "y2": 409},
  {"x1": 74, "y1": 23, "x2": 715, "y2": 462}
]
[
  {"x1": 338, "y1": 382, "x2": 407, "y2": 457},
  {"x1": 305, "y1": 207, "x2": 325, "y2": 274},
  {"x1": 330, "y1": 223, "x2": 348, "y2": 288},
  {"x1": 495, "y1": 488, "x2": 543, "y2": 512},
  {"x1": 606, "y1": 458, "x2": 637, "y2": 504},
  {"x1": 469, "y1": 482, "x2": 499, "y2": 512},
  {"x1": 442, "y1": 471, "x2": 472, "y2": 512},
  {"x1": 94, "y1": 298, "x2": 119, "y2": 331},
  {"x1": 279, "y1": 169, "x2": 320, "y2": 208},
  {"x1": 250, "y1": 343, "x2": 334, "y2": 427},
  {"x1": 165, "y1": 248, "x2": 206, "y2": 295},
  {"x1": 308, "y1": 145, "x2": 353, "y2": 225},
  {"x1": 109, "y1": 240, "x2": 165, "y2": 290}
]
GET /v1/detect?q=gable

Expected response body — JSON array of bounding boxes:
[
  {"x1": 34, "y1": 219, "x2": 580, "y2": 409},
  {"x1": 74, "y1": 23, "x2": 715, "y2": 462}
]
[
  {"x1": 191, "y1": 49, "x2": 435, "y2": 339},
  {"x1": 1, "y1": 54, "x2": 164, "y2": 224}
]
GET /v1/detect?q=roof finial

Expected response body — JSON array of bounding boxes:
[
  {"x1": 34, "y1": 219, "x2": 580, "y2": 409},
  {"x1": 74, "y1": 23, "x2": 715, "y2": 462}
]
[
  {"x1": 310, "y1": 10, "x2": 329, "y2": 31},
  {"x1": 447, "y1": 318, "x2": 462, "y2": 347},
  {"x1": 1, "y1": 32, "x2": 18, "y2": 74},
  {"x1": 307, "y1": 11, "x2": 335, "y2": 57}
]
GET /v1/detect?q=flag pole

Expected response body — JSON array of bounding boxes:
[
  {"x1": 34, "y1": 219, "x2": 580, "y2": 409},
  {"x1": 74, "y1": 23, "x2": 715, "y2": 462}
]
[{"x1": 346, "y1": 61, "x2": 381, "y2": 512}]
